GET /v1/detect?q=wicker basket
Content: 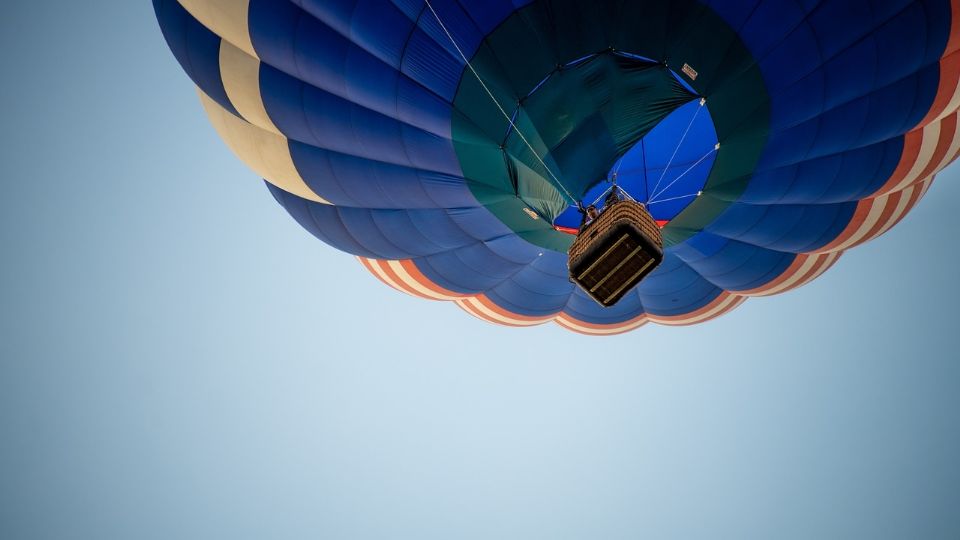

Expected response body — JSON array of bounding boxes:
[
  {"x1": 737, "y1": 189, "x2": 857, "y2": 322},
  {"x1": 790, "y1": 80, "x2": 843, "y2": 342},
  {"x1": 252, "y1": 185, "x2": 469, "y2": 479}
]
[{"x1": 568, "y1": 200, "x2": 664, "y2": 307}]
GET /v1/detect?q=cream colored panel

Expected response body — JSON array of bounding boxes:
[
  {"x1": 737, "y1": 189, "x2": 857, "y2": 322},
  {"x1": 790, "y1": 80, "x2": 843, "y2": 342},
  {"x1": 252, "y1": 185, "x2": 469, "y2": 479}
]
[
  {"x1": 833, "y1": 198, "x2": 887, "y2": 252},
  {"x1": 198, "y1": 90, "x2": 329, "y2": 204},
  {"x1": 219, "y1": 41, "x2": 280, "y2": 135},
  {"x1": 384, "y1": 261, "x2": 463, "y2": 301},
  {"x1": 651, "y1": 294, "x2": 745, "y2": 326},
  {"x1": 454, "y1": 298, "x2": 550, "y2": 327},
  {"x1": 870, "y1": 184, "x2": 918, "y2": 241},
  {"x1": 555, "y1": 316, "x2": 648, "y2": 335},
  {"x1": 741, "y1": 255, "x2": 821, "y2": 297},
  {"x1": 889, "y1": 121, "x2": 941, "y2": 193},
  {"x1": 178, "y1": 0, "x2": 256, "y2": 57}
]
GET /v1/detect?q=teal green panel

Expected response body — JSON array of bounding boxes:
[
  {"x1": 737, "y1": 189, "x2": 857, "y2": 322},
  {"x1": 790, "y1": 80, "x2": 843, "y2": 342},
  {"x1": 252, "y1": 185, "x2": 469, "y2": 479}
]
[{"x1": 451, "y1": 0, "x2": 770, "y2": 252}]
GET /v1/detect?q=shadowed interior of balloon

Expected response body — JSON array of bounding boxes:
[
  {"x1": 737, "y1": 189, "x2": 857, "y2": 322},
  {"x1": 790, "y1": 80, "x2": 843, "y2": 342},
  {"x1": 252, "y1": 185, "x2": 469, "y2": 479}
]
[
  {"x1": 450, "y1": 0, "x2": 768, "y2": 253},
  {"x1": 551, "y1": 97, "x2": 719, "y2": 233},
  {"x1": 453, "y1": 51, "x2": 722, "y2": 250}
]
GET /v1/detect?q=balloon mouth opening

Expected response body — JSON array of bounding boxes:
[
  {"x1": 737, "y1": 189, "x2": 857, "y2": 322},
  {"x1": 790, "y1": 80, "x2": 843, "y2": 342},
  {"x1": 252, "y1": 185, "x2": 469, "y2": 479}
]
[{"x1": 552, "y1": 96, "x2": 719, "y2": 233}]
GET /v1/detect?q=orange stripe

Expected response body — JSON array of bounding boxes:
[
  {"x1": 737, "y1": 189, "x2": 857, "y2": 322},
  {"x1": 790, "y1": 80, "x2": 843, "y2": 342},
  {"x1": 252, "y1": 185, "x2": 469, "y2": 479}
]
[
  {"x1": 703, "y1": 295, "x2": 747, "y2": 323},
  {"x1": 799, "y1": 252, "x2": 842, "y2": 288},
  {"x1": 744, "y1": 253, "x2": 833, "y2": 296},
  {"x1": 472, "y1": 294, "x2": 557, "y2": 323},
  {"x1": 920, "y1": 0, "x2": 960, "y2": 122},
  {"x1": 876, "y1": 128, "x2": 925, "y2": 195},
  {"x1": 948, "y1": 0, "x2": 960, "y2": 56},
  {"x1": 788, "y1": 252, "x2": 837, "y2": 290},
  {"x1": 396, "y1": 259, "x2": 465, "y2": 299},
  {"x1": 553, "y1": 321, "x2": 603, "y2": 336},
  {"x1": 455, "y1": 297, "x2": 544, "y2": 328},
  {"x1": 554, "y1": 318, "x2": 647, "y2": 336},
  {"x1": 846, "y1": 191, "x2": 903, "y2": 249},
  {"x1": 739, "y1": 253, "x2": 810, "y2": 295},
  {"x1": 912, "y1": 114, "x2": 958, "y2": 182},
  {"x1": 358, "y1": 257, "x2": 409, "y2": 294},
  {"x1": 556, "y1": 313, "x2": 647, "y2": 330},
  {"x1": 651, "y1": 294, "x2": 747, "y2": 326},
  {"x1": 374, "y1": 259, "x2": 436, "y2": 300},
  {"x1": 816, "y1": 198, "x2": 877, "y2": 253},
  {"x1": 651, "y1": 291, "x2": 730, "y2": 322},
  {"x1": 951, "y1": 138, "x2": 960, "y2": 163},
  {"x1": 881, "y1": 181, "x2": 928, "y2": 233},
  {"x1": 554, "y1": 312, "x2": 647, "y2": 331},
  {"x1": 919, "y1": 175, "x2": 936, "y2": 199},
  {"x1": 453, "y1": 298, "x2": 504, "y2": 326},
  {"x1": 647, "y1": 291, "x2": 737, "y2": 325},
  {"x1": 923, "y1": 50, "x2": 960, "y2": 124},
  {"x1": 454, "y1": 298, "x2": 509, "y2": 326}
]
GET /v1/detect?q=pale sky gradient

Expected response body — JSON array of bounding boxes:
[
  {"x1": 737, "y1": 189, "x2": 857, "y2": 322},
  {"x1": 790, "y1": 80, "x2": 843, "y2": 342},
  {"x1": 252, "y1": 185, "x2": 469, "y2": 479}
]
[{"x1": 2, "y1": 2, "x2": 959, "y2": 539}]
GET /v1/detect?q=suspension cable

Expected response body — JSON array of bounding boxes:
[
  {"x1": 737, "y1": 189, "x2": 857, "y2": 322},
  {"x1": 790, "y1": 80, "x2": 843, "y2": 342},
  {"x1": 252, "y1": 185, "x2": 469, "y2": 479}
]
[
  {"x1": 647, "y1": 98, "x2": 704, "y2": 199},
  {"x1": 647, "y1": 191, "x2": 702, "y2": 206},
  {"x1": 423, "y1": 0, "x2": 578, "y2": 204},
  {"x1": 648, "y1": 144, "x2": 718, "y2": 202},
  {"x1": 589, "y1": 184, "x2": 615, "y2": 206}
]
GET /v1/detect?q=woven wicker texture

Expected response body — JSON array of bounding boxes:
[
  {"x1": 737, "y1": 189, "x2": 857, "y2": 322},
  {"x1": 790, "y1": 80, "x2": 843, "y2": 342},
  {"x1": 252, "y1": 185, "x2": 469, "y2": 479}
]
[{"x1": 568, "y1": 201, "x2": 663, "y2": 267}]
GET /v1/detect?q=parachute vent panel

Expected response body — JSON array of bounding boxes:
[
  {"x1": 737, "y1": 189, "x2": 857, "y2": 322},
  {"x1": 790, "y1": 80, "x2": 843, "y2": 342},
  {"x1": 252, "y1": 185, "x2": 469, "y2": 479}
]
[{"x1": 568, "y1": 201, "x2": 664, "y2": 307}]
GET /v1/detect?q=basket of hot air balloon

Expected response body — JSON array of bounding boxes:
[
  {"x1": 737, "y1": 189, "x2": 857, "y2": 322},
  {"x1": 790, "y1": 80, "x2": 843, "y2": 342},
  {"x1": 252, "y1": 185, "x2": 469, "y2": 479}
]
[{"x1": 568, "y1": 195, "x2": 663, "y2": 307}]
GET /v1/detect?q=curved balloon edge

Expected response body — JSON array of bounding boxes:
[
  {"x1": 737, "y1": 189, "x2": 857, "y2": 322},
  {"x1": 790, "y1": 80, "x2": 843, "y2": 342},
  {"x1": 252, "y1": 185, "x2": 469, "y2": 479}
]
[{"x1": 156, "y1": 0, "x2": 960, "y2": 334}]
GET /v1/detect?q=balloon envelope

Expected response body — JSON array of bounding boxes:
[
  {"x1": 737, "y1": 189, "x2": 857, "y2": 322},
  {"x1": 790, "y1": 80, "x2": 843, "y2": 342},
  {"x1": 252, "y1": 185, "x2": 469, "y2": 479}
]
[{"x1": 155, "y1": 0, "x2": 960, "y2": 334}]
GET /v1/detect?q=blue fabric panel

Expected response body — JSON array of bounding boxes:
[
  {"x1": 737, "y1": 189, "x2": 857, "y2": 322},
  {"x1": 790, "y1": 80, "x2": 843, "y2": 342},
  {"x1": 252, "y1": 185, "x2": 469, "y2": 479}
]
[
  {"x1": 497, "y1": 256, "x2": 573, "y2": 298},
  {"x1": 258, "y1": 64, "x2": 462, "y2": 175},
  {"x1": 368, "y1": 209, "x2": 478, "y2": 255},
  {"x1": 152, "y1": 0, "x2": 238, "y2": 117},
  {"x1": 723, "y1": 0, "x2": 945, "y2": 145},
  {"x1": 563, "y1": 288, "x2": 647, "y2": 325},
  {"x1": 268, "y1": 184, "x2": 380, "y2": 258},
  {"x1": 288, "y1": 140, "x2": 478, "y2": 209},
  {"x1": 270, "y1": 184, "x2": 498, "y2": 259},
  {"x1": 706, "y1": 202, "x2": 858, "y2": 253},
  {"x1": 292, "y1": 0, "x2": 413, "y2": 67},
  {"x1": 457, "y1": 0, "x2": 532, "y2": 34},
  {"x1": 415, "y1": 242, "x2": 531, "y2": 292},
  {"x1": 410, "y1": 254, "x2": 493, "y2": 294},
  {"x1": 400, "y1": 27, "x2": 467, "y2": 102},
  {"x1": 672, "y1": 233, "x2": 796, "y2": 291},
  {"x1": 251, "y1": 0, "x2": 455, "y2": 137},
  {"x1": 480, "y1": 234, "x2": 547, "y2": 265},
  {"x1": 443, "y1": 207, "x2": 517, "y2": 242},
  {"x1": 633, "y1": 253, "x2": 724, "y2": 314},
  {"x1": 483, "y1": 257, "x2": 576, "y2": 316},
  {"x1": 716, "y1": 0, "x2": 806, "y2": 61},
  {"x1": 760, "y1": 67, "x2": 940, "y2": 170},
  {"x1": 742, "y1": 137, "x2": 904, "y2": 204}
]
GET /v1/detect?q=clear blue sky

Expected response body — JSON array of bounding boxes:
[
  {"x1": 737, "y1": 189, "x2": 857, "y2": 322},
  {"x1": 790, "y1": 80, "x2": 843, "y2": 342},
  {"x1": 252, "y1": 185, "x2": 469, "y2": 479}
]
[{"x1": 1, "y1": 2, "x2": 959, "y2": 538}]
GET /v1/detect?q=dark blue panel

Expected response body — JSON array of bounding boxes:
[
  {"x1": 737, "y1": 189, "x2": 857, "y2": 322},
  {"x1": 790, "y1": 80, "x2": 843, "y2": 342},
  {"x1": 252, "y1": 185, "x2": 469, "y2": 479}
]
[
  {"x1": 414, "y1": 243, "x2": 530, "y2": 292},
  {"x1": 153, "y1": 0, "x2": 238, "y2": 117},
  {"x1": 483, "y1": 257, "x2": 575, "y2": 316},
  {"x1": 294, "y1": 0, "x2": 413, "y2": 67},
  {"x1": 288, "y1": 140, "x2": 478, "y2": 209},
  {"x1": 673, "y1": 233, "x2": 796, "y2": 291},
  {"x1": 706, "y1": 201, "x2": 858, "y2": 252},
  {"x1": 258, "y1": 64, "x2": 462, "y2": 174},
  {"x1": 563, "y1": 287, "x2": 647, "y2": 325},
  {"x1": 268, "y1": 183, "x2": 380, "y2": 258},
  {"x1": 744, "y1": 137, "x2": 904, "y2": 204},
  {"x1": 252, "y1": 0, "x2": 455, "y2": 137}
]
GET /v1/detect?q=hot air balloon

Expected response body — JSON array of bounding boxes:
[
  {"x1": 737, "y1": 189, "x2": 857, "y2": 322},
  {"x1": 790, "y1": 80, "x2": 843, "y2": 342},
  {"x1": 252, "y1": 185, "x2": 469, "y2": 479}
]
[{"x1": 154, "y1": 0, "x2": 959, "y2": 335}]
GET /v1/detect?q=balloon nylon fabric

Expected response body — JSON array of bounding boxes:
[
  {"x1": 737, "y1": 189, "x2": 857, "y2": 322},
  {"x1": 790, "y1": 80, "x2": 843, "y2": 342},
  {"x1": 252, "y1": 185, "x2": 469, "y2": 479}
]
[{"x1": 154, "y1": 0, "x2": 960, "y2": 334}]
